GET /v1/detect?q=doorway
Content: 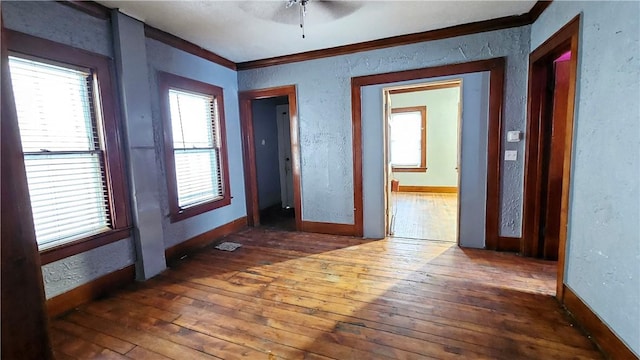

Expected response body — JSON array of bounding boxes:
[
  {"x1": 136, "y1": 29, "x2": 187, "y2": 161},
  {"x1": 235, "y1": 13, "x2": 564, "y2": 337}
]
[
  {"x1": 239, "y1": 85, "x2": 302, "y2": 231},
  {"x1": 351, "y1": 58, "x2": 507, "y2": 250},
  {"x1": 523, "y1": 16, "x2": 580, "y2": 300},
  {"x1": 383, "y1": 80, "x2": 462, "y2": 243},
  {"x1": 250, "y1": 97, "x2": 295, "y2": 230}
]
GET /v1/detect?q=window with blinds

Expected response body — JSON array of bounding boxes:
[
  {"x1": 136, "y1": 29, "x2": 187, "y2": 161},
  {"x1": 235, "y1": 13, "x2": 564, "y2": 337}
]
[
  {"x1": 389, "y1": 106, "x2": 427, "y2": 171},
  {"x1": 159, "y1": 72, "x2": 231, "y2": 222},
  {"x1": 169, "y1": 89, "x2": 224, "y2": 208},
  {"x1": 8, "y1": 56, "x2": 111, "y2": 250}
]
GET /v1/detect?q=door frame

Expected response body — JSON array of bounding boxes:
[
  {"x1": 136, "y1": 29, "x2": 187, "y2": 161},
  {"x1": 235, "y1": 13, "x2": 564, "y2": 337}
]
[
  {"x1": 351, "y1": 58, "x2": 510, "y2": 250},
  {"x1": 383, "y1": 80, "x2": 462, "y2": 243},
  {"x1": 239, "y1": 85, "x2": 302, "y2": 231},
  {"x1": 522, "y1": 15, "x2": 580, "y2": 300}
]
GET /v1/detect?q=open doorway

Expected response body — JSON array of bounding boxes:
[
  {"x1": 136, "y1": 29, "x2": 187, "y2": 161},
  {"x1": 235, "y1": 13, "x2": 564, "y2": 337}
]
[
  {"x1": 239, "y1": 85, "x2": 302, "y2": 232},
  {"x1": 355, "y1": 62, "x2": 501, "y2": 249},
  {"x1": 523, "y1": 16, "x2": 580, "y2": 299},
  {"x1": 250, "y1": 96, "x2": 295, "y2": 230},
  {"x1": 384, "y1": 80, "x2": 462, "y2": 243}
]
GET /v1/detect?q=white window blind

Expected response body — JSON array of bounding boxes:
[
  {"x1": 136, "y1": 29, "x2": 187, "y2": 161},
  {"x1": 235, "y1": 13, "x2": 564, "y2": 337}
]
[
  {"x1": 9, "y1": 56, "x2": 111, "y2": 250},
  {"x1": 390, "y1": 111, "x2": 422, "y2": 167},
  {"x1": 169, "y1": 89, "x2": 223, "y2": 208}
]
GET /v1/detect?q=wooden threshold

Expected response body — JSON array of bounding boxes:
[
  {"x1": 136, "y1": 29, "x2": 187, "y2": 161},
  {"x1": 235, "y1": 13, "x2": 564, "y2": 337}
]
[
  {"x1": 563, "y1": 285, "x2": 637, "y2": 359},
  {"x1": 48, "y1": 228, "x2": 604, "y2": 359},
  {"x1": 398, "y1": 185, "x2": 458, "y2": 193}
]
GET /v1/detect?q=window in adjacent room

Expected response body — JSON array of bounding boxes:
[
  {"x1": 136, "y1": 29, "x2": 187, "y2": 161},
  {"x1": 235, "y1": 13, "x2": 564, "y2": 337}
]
[
  {"x1": 158, "y1": 72, "x2": 231, "y2": 222},
  {"x1": 389, "y1": 106, "x2": 427, "y2": 172}
]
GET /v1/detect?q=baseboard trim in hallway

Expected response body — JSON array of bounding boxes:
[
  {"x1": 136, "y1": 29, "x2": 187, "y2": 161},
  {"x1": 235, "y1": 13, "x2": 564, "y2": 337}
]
[{"x1": 563, "y1": 285, "x2": 637, "y2": 359}]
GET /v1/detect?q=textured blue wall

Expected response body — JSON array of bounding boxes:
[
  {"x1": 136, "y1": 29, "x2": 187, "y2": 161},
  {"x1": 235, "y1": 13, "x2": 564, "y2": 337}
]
[
  {"x1": 145, "y1": 38, "x2": 246, "y2": 249},
  {"x1": 532, "y1": 2, "x2": 640, "y2": 355},
  {"x1": 239, "y1": 26, "x2": 531, "y2": 237}
]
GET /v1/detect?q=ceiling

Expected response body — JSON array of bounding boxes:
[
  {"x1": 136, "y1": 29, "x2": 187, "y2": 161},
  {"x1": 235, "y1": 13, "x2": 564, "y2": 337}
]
[{"x1": 97, "y1": 1, "x2": 538, "y2": 63}]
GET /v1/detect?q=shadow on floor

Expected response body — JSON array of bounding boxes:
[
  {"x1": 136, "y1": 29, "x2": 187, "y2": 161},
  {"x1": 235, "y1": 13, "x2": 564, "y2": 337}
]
[{"x1": 259, "y1": 205, "x2": 296, "y2": 231}]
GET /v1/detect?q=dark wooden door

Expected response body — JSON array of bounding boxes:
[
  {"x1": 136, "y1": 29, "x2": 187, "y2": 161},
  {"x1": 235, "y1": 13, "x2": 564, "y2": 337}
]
[
  {"x1": 1, "y1": 24, "x2": 54, "y2": 359},
  {"x1": 539, "y1": 58, "x2": 571, "y2": 260}
]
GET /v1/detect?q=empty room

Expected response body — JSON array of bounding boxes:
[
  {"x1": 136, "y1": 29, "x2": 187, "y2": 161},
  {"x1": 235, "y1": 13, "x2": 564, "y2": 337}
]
[{"x1": 2, "y1": 1, "x2": 638, "y2": 359}]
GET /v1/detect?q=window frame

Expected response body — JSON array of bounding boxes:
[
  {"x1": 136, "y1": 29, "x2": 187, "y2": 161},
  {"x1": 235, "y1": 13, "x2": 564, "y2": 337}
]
[
  {"x1": 6, "y1": 30, "x2": 132, "y2": 265},
  {"x1": 157, "y1": 71, "x2": 231, "y2": 222},
  {"x1": 390, "y1": 106, "x2": 427, "y2": 172}
]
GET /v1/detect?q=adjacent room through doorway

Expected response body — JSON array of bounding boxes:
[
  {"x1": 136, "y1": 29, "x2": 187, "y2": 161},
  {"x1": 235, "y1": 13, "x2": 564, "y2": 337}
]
[
  {"x1": 250, "y1": 96, "x2": 296, "y2": 230},
  {"x1": 385, "y1": 80, "x2": 462, "y2": 243}
]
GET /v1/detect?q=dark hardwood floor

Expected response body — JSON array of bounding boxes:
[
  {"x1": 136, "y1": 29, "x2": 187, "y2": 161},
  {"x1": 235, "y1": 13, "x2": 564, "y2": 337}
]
[{"x1": 49, "y1": 228, "x2": 603, "y2": 359}]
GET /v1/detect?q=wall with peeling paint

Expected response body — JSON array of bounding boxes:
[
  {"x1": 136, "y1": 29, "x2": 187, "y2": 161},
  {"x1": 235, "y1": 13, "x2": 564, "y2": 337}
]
[
  {"x1": 239, "y1": 26, "x2": 530, "y2": 237},
  {"x1": 532, "y1": 2, "x2": 640, "y2": 355},
  {"x1": 41, "y1": 239, "x2": 136, "y2": 299}
]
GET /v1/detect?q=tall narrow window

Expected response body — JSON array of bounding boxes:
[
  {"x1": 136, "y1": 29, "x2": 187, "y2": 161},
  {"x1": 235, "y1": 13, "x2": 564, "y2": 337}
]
[
  {"x1": 159, "y1": 72, "x2": 231, "y2": 222},
  {"x1": 9, "y1": 57, "x2": 109, "y2": 249},
  {"x1": 6, "y1": 30, "x2": 131, "y2": 262},
  {"x1": 389, "y1": 106, "x2": 427, "y2": 172}
]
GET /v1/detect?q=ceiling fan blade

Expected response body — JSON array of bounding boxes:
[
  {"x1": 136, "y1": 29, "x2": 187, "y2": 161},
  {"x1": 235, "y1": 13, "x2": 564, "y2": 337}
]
[
  {"x1": 315, "y1": 1, "x2": 362, "y2": 19},
  {"x1": 238, "y1": 0, "x2": 363, "y2": 26}
]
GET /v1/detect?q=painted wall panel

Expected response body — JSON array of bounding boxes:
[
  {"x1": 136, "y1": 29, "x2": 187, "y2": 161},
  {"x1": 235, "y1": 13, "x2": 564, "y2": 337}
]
[
  {"x1": 41, "y1": 238, "x2": 136, "y2": 299},
  {"x1": 145, "y1": 38, "x2": 247, "y2": 249},
  {"x1": 532, "y1": 2, "x2": 640, "y2": 354},
  {"x1": 252, "y1": 98, "x2": 283, "y2": 209},
  {"x1": 112, "y1": 12, "x2": 167, "y2": 280},
  {"x1": 2, "y1": 1, "x2": 113, "y2": 57},
  {"x1": 239, "y1": 26, "x2": 530, "y2": 237},
  {"x1": 391, "y1": 87, "x2": 460, "y2": 187}
]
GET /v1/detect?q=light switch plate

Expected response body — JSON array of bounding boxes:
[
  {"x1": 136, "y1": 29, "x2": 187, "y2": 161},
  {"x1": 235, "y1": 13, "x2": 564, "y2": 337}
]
[
  {"x1": 507, "y1": 131, "x2": 521, "y2": 142},
  {"x1": 505, "y1": 150, "x2": 518, "y2": 161}
]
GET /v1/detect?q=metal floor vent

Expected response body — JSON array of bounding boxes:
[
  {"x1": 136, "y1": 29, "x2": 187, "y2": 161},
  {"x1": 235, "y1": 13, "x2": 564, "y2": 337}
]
[{"x1": 215, "y1": 242, "x2": 243, "y2": 252}]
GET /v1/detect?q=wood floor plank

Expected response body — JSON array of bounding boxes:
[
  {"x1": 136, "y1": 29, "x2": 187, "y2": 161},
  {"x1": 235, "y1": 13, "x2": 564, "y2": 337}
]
[
  {"x1": 77, "y1": 297, "x2": 265, "y2": 360},
  {"x1": 391, "y1": 192, "x2": 458, "y2": 241},
  {"x1": 121, "y1": 280, "x2": 452, "y2": 359},
  {"x1": 119, "y1": 280, "x2": 488, "y2": 359},
  {"x1": 51, "y1": 319, "x2": 136, "y2": 354},
  {"x1": 125, "y1": 346, "x2": 173, "y2": 360},
  {"x1": 65, "y1": 311, "x2": 221, "y2": 360},
  {"x1": 50, "y1": 329, "x2": 130, "y2": 359},
  {"x1": 167, "y1": 271, "x2": 596, "y2": 359},
  {"x1": 158, "y1": 266, "x2": 594, "y2": 359},
  {"x1": 50, "y1": 228, "x2": 603, "y2": 360}
]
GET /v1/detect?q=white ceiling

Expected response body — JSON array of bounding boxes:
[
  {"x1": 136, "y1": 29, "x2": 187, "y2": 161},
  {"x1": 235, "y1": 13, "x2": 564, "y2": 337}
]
[{"x1": 97, "y1": 1, "x2": 537, "y2": 63}]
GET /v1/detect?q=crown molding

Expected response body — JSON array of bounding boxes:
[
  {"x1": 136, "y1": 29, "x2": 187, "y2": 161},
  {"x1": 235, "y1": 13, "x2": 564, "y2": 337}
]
[
  {"x1": 58, "y1": 0, "x2": 552, "y2": 72},
  {"x1": 143, "y1": 25, "x2": 236, "y2": 70},
  {"x1": 237, "y1": 1, "x2": 553, "y2": 70},
  {"x1": 58, "y1": 1, "x2": 236, "y2": 70},
  {"x1": 528, "y1": 1, "x2": 553, "y2": 22},
  {"x1": 58, "y1": 0, "x2": 111, "y2": 19}
]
